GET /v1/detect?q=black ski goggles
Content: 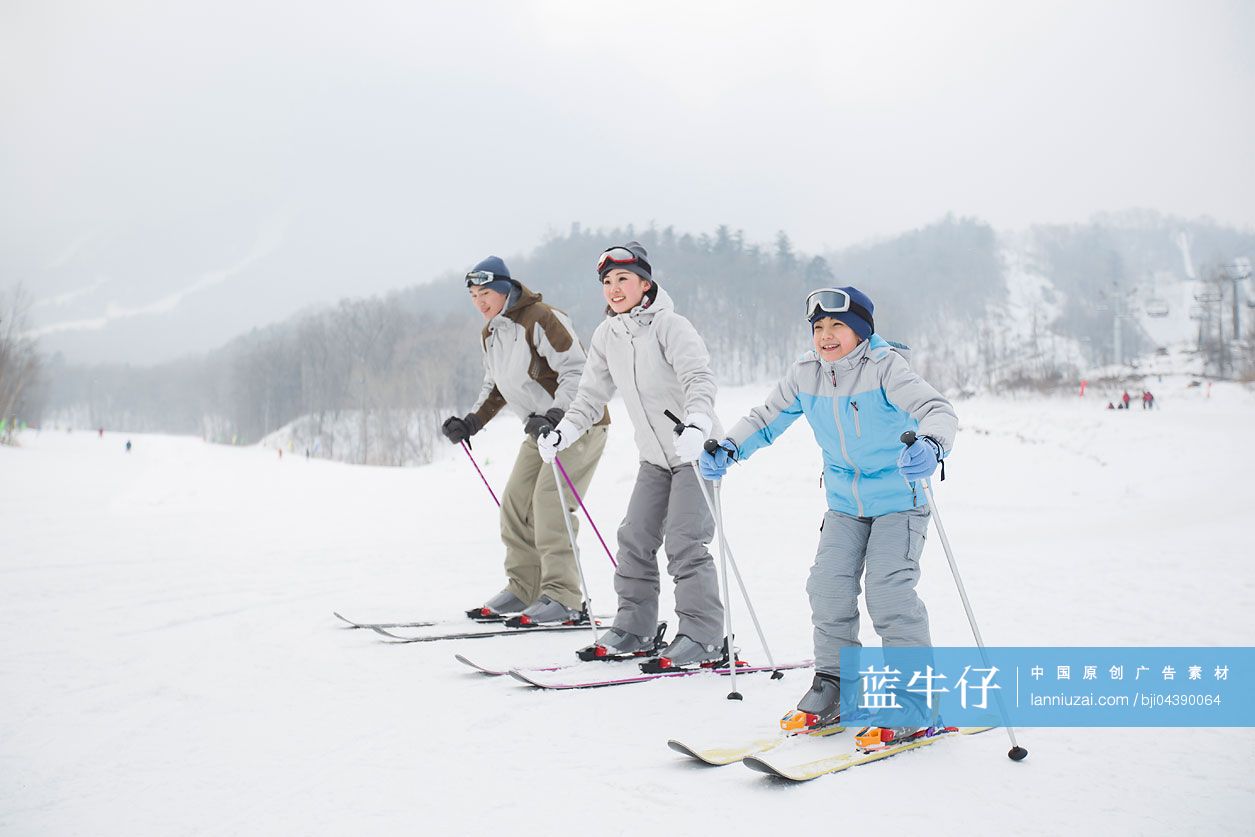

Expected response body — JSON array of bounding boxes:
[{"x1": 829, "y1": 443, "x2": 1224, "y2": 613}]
[
  {"x1": 466, "y1": 270, "x2": 504, "y2": 287},
  {"x1": 597, "y1": 247, "x2": 652, "y2": 276},
  {"x1": 805, "y1": 288, "x2": 873, "y2": 327}
]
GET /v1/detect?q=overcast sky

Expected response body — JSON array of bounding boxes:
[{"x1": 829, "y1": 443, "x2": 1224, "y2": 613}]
[{"x1": 3, "y1": 0, "x2": 1253, "y2": 362}]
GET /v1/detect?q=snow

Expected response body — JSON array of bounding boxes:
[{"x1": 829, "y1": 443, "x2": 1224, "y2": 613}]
[{"x1": 2, "y1": 378, "x2": 1254, "y2": 835}]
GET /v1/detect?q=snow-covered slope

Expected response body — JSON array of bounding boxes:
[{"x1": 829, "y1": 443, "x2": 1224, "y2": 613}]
[{"x1": 2, "y1": 380, "x2": 1252, "y2": 835}]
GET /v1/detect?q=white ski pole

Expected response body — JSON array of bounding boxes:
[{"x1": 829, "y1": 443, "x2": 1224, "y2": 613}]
[
  {"x1": 692, "y1": 466, "x2": 742, "y2": 700},
  {"x1": 692, "y1": 452, "x2": 782, "y2": 677},
  {"x1": 551, "y1": 457, "x2": 601, "y2": 649},
  {"x1": 901, "y1": 431, "x2": 1028, "y2": 762},
  {"x1": 664, "y1": 410, "x2": 746, "y2": 699}
]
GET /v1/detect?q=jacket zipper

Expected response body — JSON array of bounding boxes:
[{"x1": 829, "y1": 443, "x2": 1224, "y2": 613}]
[
  {"x1": 829, "y1": 367, "x2": 863, "y2": 516},
  {"x1": 624, "y1": 322, "x2": 668, "y2": 467},
  {"x1": 851, "y1": 400, "x2": 861, "y2": 437}
]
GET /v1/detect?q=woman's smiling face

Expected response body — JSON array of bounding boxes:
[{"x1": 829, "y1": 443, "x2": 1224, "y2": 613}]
[{"x1": 602, "y1": 268, "x2": 651, "y2": 314}]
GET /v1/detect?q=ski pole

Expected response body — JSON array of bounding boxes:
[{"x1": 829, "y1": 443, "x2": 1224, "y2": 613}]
[
  {"x1": 460, "y1": 440, "x2": 500, "y2": 508},
  {"x1": 551, "y1": 457, "x2": 601, "y2": 648},
  {"x1": 695, "y1": 441, "x2": 782, "y2": 678},
  {"x1": 701, "y1": 468, "x2": 741, "y2": 701},
  {"x1": 554, "y1": 455, "x2": 617, "y2": 569},
  {"x1": 901, "y1": 431, "x2": 1029, "y2": 762},
  {"x1": 663, "y1": 409, "x2": 748, "y2": 700}
]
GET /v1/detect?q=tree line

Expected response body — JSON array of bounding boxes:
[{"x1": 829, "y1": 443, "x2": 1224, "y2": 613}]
[{"x1": 23, "y1": 213, "x2": 1255, "y2": 460}]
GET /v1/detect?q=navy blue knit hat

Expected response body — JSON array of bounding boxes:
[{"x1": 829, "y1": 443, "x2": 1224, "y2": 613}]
[
  {"x1": 467, "y1": 255, "x2": 517, "y2": 297},
  {"x1": 808, "y1": 286, "x2": 875, "y2": 341}
]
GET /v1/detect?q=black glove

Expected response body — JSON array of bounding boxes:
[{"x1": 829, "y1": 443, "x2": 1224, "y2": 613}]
[
  {"x1": 441, "y1": 413, "x2": 482, "y2": 445},
  {"x1": 523, "y1": 408, "x2": 565, "y2": 440}
]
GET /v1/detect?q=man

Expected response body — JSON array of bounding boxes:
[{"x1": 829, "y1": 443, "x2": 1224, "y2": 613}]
[{"x1": 442, "y1": 256, "x2": 609, "y2": 625}]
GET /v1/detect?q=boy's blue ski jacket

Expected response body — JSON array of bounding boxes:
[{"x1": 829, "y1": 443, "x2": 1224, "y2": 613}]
[{"x1": 726, "y1": 334, "x2": 957, "y2": 518}]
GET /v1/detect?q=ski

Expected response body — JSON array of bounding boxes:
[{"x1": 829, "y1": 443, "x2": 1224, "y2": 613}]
[
  {"x1": 454, "y1": 654, "x2": 576, "y2": 676},
  {"x1": 453, "y1": 654, "x2": 642, "y2": 676},
  {"x1": 333, "y1": 611, "x2": 443, "y2": 630},
  {"x1": 456, "y1": 623, "x2": 670, "y2": 675},
  {"x1": 508, "y1": 659, "x2": 814, "y2": 690},
  {"x1": 667, "y1": 723, "x2": 845, "y2": 766},
  {"x1": 371, "y1": 621, "x2": 601, "y2": 644},
  {"x1": 742, "y1": 726, "x2": 994, "y2": 781}
]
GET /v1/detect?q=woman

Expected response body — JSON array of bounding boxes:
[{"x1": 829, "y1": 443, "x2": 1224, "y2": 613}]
[{"x1": 538, "y1": 242, "x2": 726, "y2": 670}]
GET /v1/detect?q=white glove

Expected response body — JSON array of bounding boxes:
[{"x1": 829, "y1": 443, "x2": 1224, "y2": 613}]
[
  {"x1": 673, "y1": 413, "x2": 713, "y2": 463},
  {"x1": 538, "y1": 418, "x2": 581, "y2": 463}
]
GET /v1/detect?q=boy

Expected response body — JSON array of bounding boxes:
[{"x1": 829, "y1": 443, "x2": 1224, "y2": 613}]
[{"x1": 700, "y1": 286, "x2": 956, "y2": 741}]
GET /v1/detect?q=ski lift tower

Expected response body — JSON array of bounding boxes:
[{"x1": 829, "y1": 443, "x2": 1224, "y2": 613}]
[
  {"x1": 1226, "y1": 258, "x2": 1252, "y2": 371},
  {"x1": 1104, "y1": 281, "x2": 1139, "y2": 367},
  {"x1": 1226, "y1": 258, "x2": 1251, "y2": 339},
  {"x1": 1194, "y1": 284, "x2": 1225, "y2": 371}
]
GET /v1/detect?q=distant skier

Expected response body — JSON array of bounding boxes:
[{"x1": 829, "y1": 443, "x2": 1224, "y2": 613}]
[
  {"x1": 1142, "y1": 390, "x2": 1155, "y2": 409},
  {"x1": 442, "y1": 256, "x2": 609, "y2": 626},
  {"x1": 125, "y1": 440, "x2": 132, "y2": 452},
  {"x1": 538, "y1": 241, "x2": 727, "y2": 670},
  {"x1": 699, "y1": 286, "x2": 957, "y2": 745},
  {"x1": 1121, "y1": 390, "x2": 1131, "y2": 409}
]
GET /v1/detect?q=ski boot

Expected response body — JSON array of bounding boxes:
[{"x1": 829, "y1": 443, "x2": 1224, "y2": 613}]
[
  {"x1": 577, "y1": 623, "x2": 667, "y2": 661},
  {"x1": 465, "y1": 589, "x2": 527, "y2": 622},
  {"x1": 852, "y1": 693, "x2": 951, "y2": 751},
  {"x1": 638, "y1": 634, "x2": 728, "y2": 674},
  {"x1": 505, "y1": 595, "x2": 583, "y2": 628},
  {"x1": 853, "y1": 724, "x2": 933, "y2": 751},
  {"x1": 780, "y1": 673, "x2": 846, "y2": 735}
]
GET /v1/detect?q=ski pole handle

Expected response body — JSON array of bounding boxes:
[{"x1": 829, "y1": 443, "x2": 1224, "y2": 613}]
[
  {"x1": 703, "y1": 438, "x2": 721, "y2": 455},
  {"x1": 900, "y1": 430, "x2": 917, "y2": 447},
  {"x1": 663, "y1": 409, "x2": 685, "y2": 435}
]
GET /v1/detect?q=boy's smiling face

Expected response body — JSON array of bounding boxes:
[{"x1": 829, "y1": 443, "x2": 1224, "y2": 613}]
[{"x1": 812, "y1": 316, "x2": 861, "y2": 361}]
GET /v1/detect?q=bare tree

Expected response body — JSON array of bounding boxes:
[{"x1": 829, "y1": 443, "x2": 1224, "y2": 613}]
[{"x1": 0, "y1": 284, "x2": 41, "y2": 444}]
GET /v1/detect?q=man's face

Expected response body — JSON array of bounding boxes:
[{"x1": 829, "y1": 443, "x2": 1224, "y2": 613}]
[{"x1": 469, "y1": 286, "x2": 507, "y2": 320}]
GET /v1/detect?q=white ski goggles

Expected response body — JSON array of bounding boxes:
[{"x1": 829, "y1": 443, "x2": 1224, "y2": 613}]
[
  {"x1": 466, "y1": 270, "x2": 504, "y2": 287},
  {"x1": 805, "y1": 288, "x2": 854, "y2": 318},
  {"x1": 804, "y1": 288, "x2": 874, "y2": 328}
]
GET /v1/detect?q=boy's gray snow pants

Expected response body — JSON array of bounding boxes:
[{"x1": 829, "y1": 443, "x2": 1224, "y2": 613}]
[
  {"x1": 611, "y1": 462, "x2": 725, "y2": 646},
  {"x1": 808, "y1": 506, "x2": 932, "y2": 678}
]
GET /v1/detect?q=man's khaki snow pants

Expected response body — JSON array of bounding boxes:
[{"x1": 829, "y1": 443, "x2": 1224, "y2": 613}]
[{"x1": 501, "y1": 426, "x2": 608, "y2": 610}]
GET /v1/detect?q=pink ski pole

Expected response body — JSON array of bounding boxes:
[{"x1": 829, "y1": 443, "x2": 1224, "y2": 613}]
[
  {"x1": 460, "y1": 441, "x2": 500, "y2": 508},
  {"x1": 554, "y1": 455, "x2": 617, "y2": 569}
]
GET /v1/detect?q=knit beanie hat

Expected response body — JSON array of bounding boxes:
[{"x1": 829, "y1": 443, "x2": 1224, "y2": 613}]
[
  {"x1": 467, "y1": 255, "x2": 518, "y2": 298},
  {"x1": 597, "y1": 241, "x2": 653, "y2": 285},
  {"x1": 808, "y1": 285, "x2": 875, "y2": 341}
]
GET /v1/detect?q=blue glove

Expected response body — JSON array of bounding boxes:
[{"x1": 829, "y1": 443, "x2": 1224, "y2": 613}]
[
  {"x1": 897, "y1": 437, "x2": 941, "y2": 480},
  {"x1": 699, "y1": 439, "x2": 738, "y2": 481}
]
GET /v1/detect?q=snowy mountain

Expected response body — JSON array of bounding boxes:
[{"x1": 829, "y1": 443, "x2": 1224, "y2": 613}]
[{"x1": 30, "y1": 212, "x2": 1255, "y2": 451}]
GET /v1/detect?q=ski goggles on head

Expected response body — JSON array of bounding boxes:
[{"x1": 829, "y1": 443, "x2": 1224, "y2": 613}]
[
  {"x1": 804, "y1": 287, "x2": 872, "y2": 325},
  {"x1": 465, "y1": 270, "x2": 503, "y2": 287},
  {"x1": 596, "y1": 247, "x2": 651, "y2": 275}
]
